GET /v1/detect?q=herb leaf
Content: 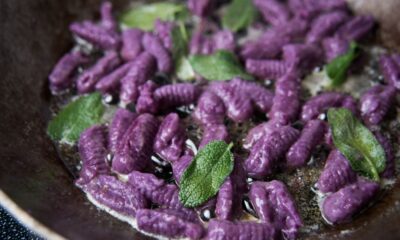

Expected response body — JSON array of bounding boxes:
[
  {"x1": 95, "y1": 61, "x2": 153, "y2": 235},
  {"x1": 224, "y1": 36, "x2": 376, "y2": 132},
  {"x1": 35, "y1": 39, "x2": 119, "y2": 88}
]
[
  {"x1": 171, "y1": 23, "x2": 195, "y2": 80},
  {"x1": 176, "y1": 57, "x2": 195, "y2": 80},
  {"x1": 222, "y1": 0, "x2": 257, "y2": 32},
  {"x1": 327, "y1": 108, "x2": 386, "y2": 181},
  {"x1": 120, "y1": 2, "x2": 187, "y2": 31},
  {"x1": 172, "y1": 23, "x2": 189, "y2": 59},
  {"x1": 326, "y1": 42, "x2": 360, "y2": 87},
  {"x1": 189, "y1": 50, "x2": 253, "y2": 81},
  {"x1": 47, "y1": 92, "x2": 105, "y2": 143},
  {"x1": 179, "y1": 141, "x2": 234, "y2": 207}
]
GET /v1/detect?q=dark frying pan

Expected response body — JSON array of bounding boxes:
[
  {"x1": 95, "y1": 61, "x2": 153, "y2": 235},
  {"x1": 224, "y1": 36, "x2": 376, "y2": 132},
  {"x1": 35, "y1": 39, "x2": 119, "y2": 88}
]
[{"x1": 1, "y1": 0, "x2": 400, "y2": 239}]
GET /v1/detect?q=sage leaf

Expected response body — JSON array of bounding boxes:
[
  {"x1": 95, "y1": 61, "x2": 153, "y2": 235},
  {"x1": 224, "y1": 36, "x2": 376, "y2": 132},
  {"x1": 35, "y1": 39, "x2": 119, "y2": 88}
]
[
  {"x1": 222, "y1": 0, "x2": 257, "y2": 32},
  {"x1": 327, "y1": 108, "x2": 386, "y2": 181},
  {"x1": 172, "y1": 23, "x2": 189, "y2": 58},
  {"x1": 171, "y1": 23, "x2": 195, "y2": 80},
  {"x1": 326, "y1": 42, "x2": 360, "y2": 87},
  {"x1": 179, "y1": 141, "x2": 234, "y2": 207},
  {"x1": 176, "y1": 56, "x2": 195, "y2": 80},
  {"x1": 47, "y1": 92, "x2": 105, "y2": 143},
  {"x1": 120, "y1": 2, "x2": 187, "y2": 31},
  {"x1": 189, "y1": 50, "x2": 253, "y2": 81}
]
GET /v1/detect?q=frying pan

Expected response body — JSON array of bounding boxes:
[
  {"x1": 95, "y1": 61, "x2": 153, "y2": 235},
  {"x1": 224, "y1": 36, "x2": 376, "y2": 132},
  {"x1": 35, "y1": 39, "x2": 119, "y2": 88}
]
[{"x1": 1, "y1": 0, "x2": 400, "y2": 239}]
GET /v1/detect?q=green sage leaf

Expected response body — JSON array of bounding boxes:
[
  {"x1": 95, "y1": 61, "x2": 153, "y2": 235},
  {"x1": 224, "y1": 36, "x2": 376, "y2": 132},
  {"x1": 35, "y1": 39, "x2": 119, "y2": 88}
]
[
  {"x1": 326, "y1": 42, "x2": 360, "y2": 87},
  {"x1": 222, "y1": 0, "x2": 257, "y2": 32},
  {"x1": 327, "y1": 108, "x2": 386, "y2": 181},
  {"x1": 120, "y1": 2, "x2": 187, "y2": 30},
  {"x1": 171, "y1": 23, "x2": 195, "y2": 80},
  {"x1": 47, "y1": 92, "x2": 105, "y2": 143},
  {"x1": 189, "y1": 50, "x2": 253, "y2": 81},
  {"x1": 179, "y1": 141, "x2": 234, "y2": 207},
  {"x1": 176, "y1": 56, "x2": 195, "y2": 80}
]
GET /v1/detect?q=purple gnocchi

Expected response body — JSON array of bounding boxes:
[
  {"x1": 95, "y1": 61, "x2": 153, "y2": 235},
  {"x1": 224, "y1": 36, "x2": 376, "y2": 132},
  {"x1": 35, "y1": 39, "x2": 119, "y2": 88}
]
[
  {"x1": 230, "y1": 78, "x2": 274, "y2": 113},
  {"x1": 360, "y1": 85, "x2": 396, "y2": 126},
  {"x1": 77, "y1": 51, "x2": 120, "y2": 93},
  {"x1": 190, "y1": 30, "x2": 235, "y2": 55},
  {"x1": 128, "y1": 171, "x2": 196, "y2": 217},
  {"x1": 206, "y1": 219, "x2": 277, "y2": 240},
  {"x1": 245, "y1": 59, "x2": 289, "y2": 80},
  {"x1": 379, "y1": 54, "x2": 400, "y2": 90},
  {"x1": 340, "y1": 95, "x2": 359, "y2": 116},
  {"x1": 216, "y1": 160, "x2": 247, "y2": 218},
  {"x1": 154, "y1": 20, "x2": 175, "y2": 50},
  {"x1": 322, "y1": 37, "x2": 349, "y2": 61},
  {"x1": 374, "y1": 132, "x2": 396, "y2": 178},
  {"x1": 245, "y1": 126, "x2": 299, "y2": 178},
  {"x1": 215, "y1": 177, "x2": 242, "y2": 220},
  {"x1": 249, "y1": 180, "x2": 302, "y2": 240},
  {"x1": 48, "y1": 50, "x2": 88, "y2": 92},
  {"x1": 193, "y1": 91, "x2": 226, "y2": 126},
  {"x1": 136, "y1": 209, "x2": 204, "y2": 239},
  {"x1": 231, "y1": 158, "x2": 248, "y2": 193},
  {"x1": 268, "y1": 72, "x2": 301, "y2": 125},
  {"x1": 262, "y1": 17, "x2": 309, "y2": 42},
  {"x1": 248, "y1": 182, "x2": 272, "y2": 222},
  {"x1": 306, "y1": 11, "x2": 349, "y2": 44},
  {"x1": 154, "y1": 83, "x2": 201, "y2": 110},
  {"x1": 240, "y1": 21, "x2": 303, "y2": 60},
  {"x1": 128, "y1": 171, "x2": 165, "y2": 192},
  {"x1": 212, "y1": 30, "x2": 236, "y2": 53},
  {"x1": 70, "y1": 21, "x2": 120, "y2": 50},
  {"x1": 112, "y1": 114, "x2": 159, "y2": 174},
  {"x1": 142, "y1": 33, "x2": 172, "y2": 73},
  {"x1": 189, "y1": 29, "x2": 210, "y2": 55},
  {"x1": 286, "y1": 120, "x2": 327, "y2": 168},
  {"x1": 301, "y1": 92, "x2": 357, "y2": 122},
  {"x1": 335, "y1": 15, "x2": 375, "y2": 41},
  {"x1": 172, "y1": 155, "x2": 193, "y2": 184},
  {"x1": 99, "y1": 1, "x2": 117, "y2": 32},
  {"x1": 108, "y1": 108, "x2": 137, "y2": 153},
  {"x1": 153, "y1": 113, "x2": 186, "y2": 163},
  {"x1": 120, "y1": 52, "x2": 156, "y2": 104},
  {"x1": 79, "y1": 175, "x2": 148, "y2": 217},
  {"x1": 282, "y1": 43, "x2": 323, "y2": 75},
  {"x1": 136, "y1": 81, "x2": 158, "y2": 114},
  {"x1": 243, "y1": 121, "x2": 279, "y2": 150},
  {"x1": 317, "y1": 149, "x2": 357, "y2": 193},
  {"x1": 240, "y1": 33, "x2": 290, "y2": 60},
  {"x1": 322, "y1": 178, "x2": 379, "y2": 224},
  {"x1": 253, "y1": 0, "x2": 291, "y2": 26},
  {"x1": 95, "y1": 60, "x2": 135, "y2": 93},
  {"x1": 210, "y1": 82, "x2": 253, "y2": 122},
  {"x1": 135, "y1": 176, "x2": 183, "y2": 210},
  {"x1": 155, "y1": 207, "x2": 200, "y2": 223},
  {"x1": 324, "y1": 127, "x2": 334, "y2": 148},
  {"x1": 199, "y1": 125, "x2": 229, "y2": 149},
  {"x1": 76, "y1": 125, "x2": 109, "y2": 185},
  {"x1": 120, "y1": 29, "x2": 143, "y2": 61},
  {"x1": 288, "y1": 0, "x2": 347, "y2": 20}
]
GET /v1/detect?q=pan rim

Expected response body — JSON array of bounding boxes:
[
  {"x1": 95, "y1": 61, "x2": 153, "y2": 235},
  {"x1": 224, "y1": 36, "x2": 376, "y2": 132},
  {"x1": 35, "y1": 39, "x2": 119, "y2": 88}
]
[{"x1": 0, "y1": 190, "x2": 66, "y2": 240}]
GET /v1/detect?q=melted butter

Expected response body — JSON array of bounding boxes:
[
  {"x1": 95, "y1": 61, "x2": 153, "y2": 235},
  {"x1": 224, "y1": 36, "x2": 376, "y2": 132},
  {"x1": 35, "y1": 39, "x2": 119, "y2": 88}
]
[
  {"x1": 302, "y1": 69, "x2": 330, "y2": 96},
  {"x1": 240, "y1": 212, "x2": 259, "y2": 222},
  {"x1": 302, "y1": 45, "x2": 388, "y2": 98},
  {"x1": 51, "y1": 42, "x2": 399, "y2": 238}
]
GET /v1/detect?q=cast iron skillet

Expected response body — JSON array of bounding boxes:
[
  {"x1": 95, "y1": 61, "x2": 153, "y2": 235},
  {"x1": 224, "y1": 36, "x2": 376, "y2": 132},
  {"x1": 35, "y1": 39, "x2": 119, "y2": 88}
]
[{"x1": 1, "y1": 0, "x2": 400, "y2": 239}]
